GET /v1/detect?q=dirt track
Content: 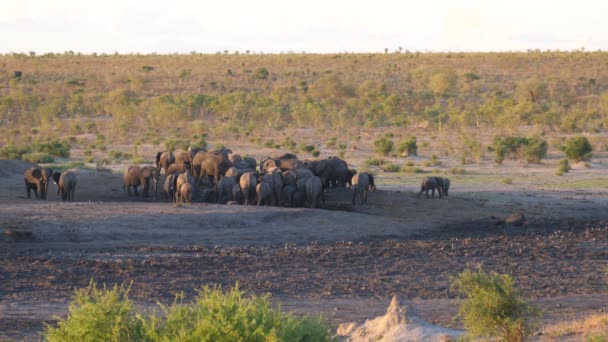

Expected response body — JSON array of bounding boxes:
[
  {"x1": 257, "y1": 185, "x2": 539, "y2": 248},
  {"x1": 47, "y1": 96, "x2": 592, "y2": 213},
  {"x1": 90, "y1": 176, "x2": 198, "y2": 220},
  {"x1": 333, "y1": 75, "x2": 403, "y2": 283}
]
[{"x1": 1, "y1": 160, "x2": 608, "y2": 340}]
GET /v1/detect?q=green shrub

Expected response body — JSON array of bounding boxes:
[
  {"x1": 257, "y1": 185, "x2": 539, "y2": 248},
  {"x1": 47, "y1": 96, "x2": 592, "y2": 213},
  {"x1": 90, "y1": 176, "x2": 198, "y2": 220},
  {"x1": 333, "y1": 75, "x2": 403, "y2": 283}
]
[
  {"x1": 21, "y1": 152, "x2": 54, "y2": 163},
  {"x1": 264, "y1": 139, "x2": 275, "y2": 148},
  {"x1": 492, "y1": 136, "x2": 528, "y2": 165},
  {"x1": 381, "y1": 162, "x2": 400, "y2": 172},
  {"x1": 311, "y1": 149, "x2": 320, "y2": 157},
  {"x1": 32, "y1": 138, "x2": 71, "y2": 158},
  {"x1": 300, "y1": 144, "x2": 315, "y2": 153},
  {"x1": 397, "y1": 137, "x2": 418, "y2": 156},
  {"x1": 401, "y1": 166, "x2": 424, "y2": 173},
  {"x1": 364, "y1": 158, "x2": 388, "y2": 166},
  {"x1": 449, "y1": 167, "x2": 465, "y2": 174},
  {"x1": 524, "y1": 137, "x2": 548, "y2": 163},
  {"x1": 45, "y1": 283, "x2": 330, "y2": 342},
  {"x1": 565, "y1": 136, "x2": 593, "y2": 162},
  {"x1": 282, "y1": 137, "x2": 297, "y2": 152},
  {"x1": 557, "y1": 159, "x2": 571, "y2": 176},
  {"x1": 326, "y1": 137, "x2": 337, "y2": 147},
  {"x1": 405, "y1": 160, "x2": 415, "y2": 167},
  {"x1": 108, "y1": 150, "x2": 123, "y2": 159},
  {"x1": 165, "y1": 137, "x2": 190, "y2": 153},
  {"x1": 374, "y1": 134, "x2": 394, "y2": 157},
  {"x1": 452, "y1": 268, "x2": 540, "y2": 342},
  {"x1": 44, "y1": 282, "x2": 144, "y2": 342},
  {"x1": 0, "y1": 143, "x2": 32, "y2": 160}
]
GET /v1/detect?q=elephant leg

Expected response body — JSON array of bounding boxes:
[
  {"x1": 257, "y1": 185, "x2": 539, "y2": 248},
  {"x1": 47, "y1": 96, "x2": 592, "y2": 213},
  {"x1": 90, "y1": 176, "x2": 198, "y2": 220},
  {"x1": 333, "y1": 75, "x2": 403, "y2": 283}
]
[
  {"x1": 321, "y1": 190, "x2": 326, "y2": 208},
  {"x1": 25, "y1": 182, "x2": 31, "y2": 199},
  {"x1": 352, "y1": 187, "x2": 357, "y2": 205},
  {"x1": 363, "y1": 190, "x2": 368, "y2": 204}
]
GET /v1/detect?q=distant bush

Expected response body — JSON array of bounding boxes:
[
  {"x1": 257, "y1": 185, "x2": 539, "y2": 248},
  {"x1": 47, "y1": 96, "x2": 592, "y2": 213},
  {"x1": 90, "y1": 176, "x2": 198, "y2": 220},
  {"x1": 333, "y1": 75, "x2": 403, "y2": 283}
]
[
  {"x1": 556, "y1": 159, "x2": 571, "y2": 176},
  {"x1": 300, "y1": 144, "x2": 315, "y2": 153},
  {"x1": 374, "y1": 134, "x2": 394, "y2": 157},
  {"x1": 32, "y1": 138, "x2": 71, "y2": 158},
  {"x1": 502, "y1": 177, "x2": 513, "y2": 185},
  {"x1": 282, "y1": 137, "x2": 297, "y2": 152},
  {"x1": 424, "y1": 154, "x2": 442, "y2": 167},
  {"x1": 44, "y1": 282, "x2": 330, "y2": 342},
  {"x1": 492, "y1": 136, "x2": 547, "y2": 165},
  {"x1": 565, "y1": 136, "x2": 593, "y2": 162},
  {"x1": 107, "y1": 150, "x2": 123, "y2": 159},
  {"x1": 397, "y1": 137, "x2": 417, "y2": 156},
  {"x1": 452, "y1": 268, "x2": 540, "y2": 342},
  {"x1": 254, "y1": 67, "x2": 270, "y2": 80},
  {"x1": 381, "y1": 162, "x2": 400, "y2": 172},
  {"x1": 311, "y1": 149, "x2": 320, "y2": 157},
  {"x1": 0, "y1": 143, "x2": 31, "y2": 160},
  {"x1": 21, "y1": 152, "x2": 54, "y2": 163},
  {"x1": 165, "y1": 137, "x2": 190, "y2": 152},
  {"x1": 326, "y1": 137, "x2": 337, "y2": 147},
  {"x1": 401, "y1": 166, "x2": 424, "y2": 173},
  {"x1": 449, "y1": 167, "x2": 465, "y2": 174},
  {"x1": 364, "y1": 158, "x2": 388, "y2": 166},
  {"x1": 264, "y1": 139, "x2": 276, "y2": 148}
]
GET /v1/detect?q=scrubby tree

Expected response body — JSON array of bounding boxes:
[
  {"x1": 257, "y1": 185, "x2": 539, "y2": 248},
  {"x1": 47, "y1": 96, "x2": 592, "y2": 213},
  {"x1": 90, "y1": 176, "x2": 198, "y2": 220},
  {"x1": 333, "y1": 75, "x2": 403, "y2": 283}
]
[
  {"x1": 374, "y1": 134, "x2": 394, "y2": 157},
  {"x1": 565, "y1": 136, "x2": 592, "y2": 162}
]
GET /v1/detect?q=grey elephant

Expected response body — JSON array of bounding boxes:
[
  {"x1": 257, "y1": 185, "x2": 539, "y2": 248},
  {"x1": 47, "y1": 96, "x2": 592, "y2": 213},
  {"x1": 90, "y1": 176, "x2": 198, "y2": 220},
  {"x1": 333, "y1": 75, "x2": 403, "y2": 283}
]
[
  {"x1": 123, "y1": 165, "x2": 159, "y2": 198},
  {"x1": 239, "y1": 171, "x2": 258, "y2": 205},
  {"x1": 418, "y1": 176, "x2": 442, "y2": 198},
  {"x1": 256, "y1": 181, "x2": 273, "y2": 206},
  {"x1": 52, "y1": 171, "x2": 77, "y2": 201},
  {"x1": 281, "y1": 184, "x2": 297, "y2": 207},
  {"x1": 217, "y1": 176, "x2": 237, "y2": 203},
  {"x1": 243, "y1": 156, "x2": 257, "y2": 170},
  {"x1": 305, "y1": 176, "x2": 325, "y2": 208},
  {"x1": 24, "y1": 167, "x2": 51, "y2": 200},
  {"x1": 260, "y1": 171, "x2": 283, "y2": 206},
  {"x1": 351, "y1": 172, "x2": 376, "y2": 205},
  {"x1": 231, "y1": 183, "x2": 243, "y2": 204},
  {"x1": 438, "y1": 177, "x2": 450, "y2": 197}
]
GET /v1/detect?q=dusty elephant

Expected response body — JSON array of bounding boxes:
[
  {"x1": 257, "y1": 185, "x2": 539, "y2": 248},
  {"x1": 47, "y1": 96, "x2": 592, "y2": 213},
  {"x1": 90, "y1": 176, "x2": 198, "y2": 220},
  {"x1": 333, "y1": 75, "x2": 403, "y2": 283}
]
[
  {"x1": 23, "y1": 167, "x2": 51, "y2": 200},
  {"x1": 418, "y1": 176, "x2": 442, "y2": 199},
  {"x1": 305, "y1": 176, "x2": 325, "y2": 209},
  {"x1": 165, "y1": 162, "x2": 188, "y2": 176},
  {"x1": 52, "y1": 171, "x2": 77, "y2": 201},
  {"x1": 176, "y1": 182, "x2": 192, "y2": 203},
  {"x1": 239, "y1": 171, "x2": 258, "y2": 205},
  {"x1": 155, "y1": 152, "x2": 175, "y2": 175},
  {"x1": 260, "y1": 171, "x2": 283, "y2": 205},
  {"x1": 323, "y1": 156, "x2": 351, "y2": 188},
  {"x1": 123, "y1": 165, "x2": 159, "y2": 198},
  {"x1": 256, "y1": 181, "x2": 272, "y2": 206},
  {"x1": 351, "y1": 172, "x2": 376, "y2": 205},
  {"x1": 163, "y1": 173, "x2": 178, "y2": 201}
]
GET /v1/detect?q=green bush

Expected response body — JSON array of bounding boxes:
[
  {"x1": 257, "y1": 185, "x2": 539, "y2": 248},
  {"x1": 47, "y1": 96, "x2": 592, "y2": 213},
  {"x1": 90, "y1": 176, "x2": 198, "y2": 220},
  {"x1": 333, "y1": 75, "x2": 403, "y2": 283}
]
[
  {"x1": 44, "y1": 282, "x2": 144, "y2": 342},
  {"x1": 374, "y1": 134, "x2": 394, "y2": 157},
  {"x1": 311, "y1": 149, "x2": 320, "y2": 157},
  {"x1": 401, "y1": 166, "x2": 424, "y2": 173},
  {"x1": 282, "y1": 137, "x2": 297, "y2": 152},
  {"x1": 492, "y1": 136, "x2": 528, "y2": 165},
  {"x1": 381, "y1": 162, "x2": 400, "y2": 172},
  {"x1": 452, "y1": 268, "x2": 540, "y2": 342},
  {"x1": 397, "y1": 137, "x2": 417, "y2": 156},
  {"x1": 21, "y1": 152, "x2": 55, "y2": 163},
  {"x1": 364, "y1": 158, "x2": 388, "y2": 166},
  {"x1": 557, "y1": 159, "x2": 571, "y2": 176},
  {"x1": 449, "y1": 167, "x2": 465, "y2": 174},
  {"x1": 108, "y1": 150, "x2": 123, "y2": 159},
  {"x1": 44, "y1": 282, "x2": 330, "y2": 342},
  {"x1": 524, "y1": 137, "x2": 548, "y2": 163},
  {"x1": 300, "y1": 144, "x2": 315, "y2": 153},
  {"x1": 32, "y1": 138, "x2": 71, "y2": 158},
  {"x1": 565, "y1": 136, "x2": 593, "y2": 162},
  {"x1": 0, "y1": 143, "x2": 32, "y2": 160}
]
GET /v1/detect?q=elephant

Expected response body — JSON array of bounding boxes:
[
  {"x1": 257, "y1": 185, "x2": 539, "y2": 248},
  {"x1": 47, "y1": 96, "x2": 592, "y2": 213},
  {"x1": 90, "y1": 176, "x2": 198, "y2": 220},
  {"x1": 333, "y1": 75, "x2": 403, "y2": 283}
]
[
  {"x1": 176, "y1": 182, "x2": 192, "y2": 203},
  {"x1": 199, "y1": 154, "x2": 232, "y2": 188},
  {"x1": 52, "y1": 171, "x2": 77, "y2": 201},
  {"x1": 187, "y1": 145, "x2": 207, "y2": 158},
  {"x1": 261, "y1": 153, "x2": 302, "y2": 172},
  {"x1": 438, "y1": 177, "x2": 450, "y2": 197},
  {"x1": 165, "y1": 162, "x2": 188, "y2": 176},
  {"x1": 155, "y1": 152, "x2": 175, "y2": 175},
  {"x1": 123, "y1": 165, "x2": 159, "y2": 198},
  {"x1": 231, "y1": 184, "x2": 243, "y2": 204},
  {"x1": 305, "y1": 176, "x2": 325, "y2": 209},
  {"x1": 229, "y1": 153, "x2": 242, "y2": 164},
  {"x1": 163, "y1": 173, "x2": 178, "y2": 201},
  {"x1": 418, "y1": 176, "x2": 442, "y2": 198},
  {"x1": 260, "y1": 158, "x2": 278, "y2": 172},
  {"x1": 323, "y1": 156, "x2": 350, "y2": 188},
  {"x1": 239, "y1": 171, "x2": 258, "y2": 205},
  {"x1": 260, "y1": 171, "x2": 283, "y2": 205},
  {"x1": 291, "y1": 167, "x2": 315, "y2": 181},
  {"x1": 224, "y1": 166, "x2": 254, "y2": 183},
  {"x1": 281, "y1": 170, "x2": 298, "y2": 187},
  {"x1": 351, "y1": 172, "x2": 376, "y2": 205},
  {"x1": 243, "y1": 156, "x2": 257, "y2": 170},
  {"x1": 24, "y1": 167, "x2": 51, "y2": 200},
  {"x1": 175, "y1": 171, "x2": 195, "y2": 199},
  {"x1": 281, "y1": 184, "x2": 297, "y2": 207},
  {"x1": 256, "y1": 181, "x2": 272, "y2": 206},
  {"x1": 304, "y1": 159, "x2": 328, "y2": 179},
  {"x1": 217, "y1": 176, "x2": 236, "y2": 203},
  {"x1": 174, "y1": 149, "x2": 191, "y2": 166},
  {"x1": 292, "y1": 190, "x2": 306, "y2": 207}
]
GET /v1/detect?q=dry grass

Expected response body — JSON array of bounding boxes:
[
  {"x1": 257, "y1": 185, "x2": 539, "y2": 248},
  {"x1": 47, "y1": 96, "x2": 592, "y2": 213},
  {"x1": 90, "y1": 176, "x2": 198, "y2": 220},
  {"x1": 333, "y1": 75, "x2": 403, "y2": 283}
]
[{"x1": 544, "y1": 313, "x2": 608, "y2": 339}]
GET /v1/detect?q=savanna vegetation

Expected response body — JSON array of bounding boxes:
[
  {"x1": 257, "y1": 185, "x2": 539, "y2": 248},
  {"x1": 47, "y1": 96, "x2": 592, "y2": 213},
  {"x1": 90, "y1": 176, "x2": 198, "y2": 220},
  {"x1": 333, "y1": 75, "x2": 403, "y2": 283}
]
[{"x1": 1, "y1": 51, "x2": 607, "y2": 150}]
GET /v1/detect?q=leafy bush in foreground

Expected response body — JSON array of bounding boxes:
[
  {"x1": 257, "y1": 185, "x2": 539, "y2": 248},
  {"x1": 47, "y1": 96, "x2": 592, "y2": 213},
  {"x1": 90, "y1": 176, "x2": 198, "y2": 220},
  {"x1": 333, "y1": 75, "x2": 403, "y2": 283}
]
[
  {"x1": 44, "y1": 282, "x2": 330, "y2": 342},
  {"x1": 565, "y1": 136, "x2": 593, "y2": 162},
  {"x1": 452, "y1": 268, "x2": 541, "y2": 342}
]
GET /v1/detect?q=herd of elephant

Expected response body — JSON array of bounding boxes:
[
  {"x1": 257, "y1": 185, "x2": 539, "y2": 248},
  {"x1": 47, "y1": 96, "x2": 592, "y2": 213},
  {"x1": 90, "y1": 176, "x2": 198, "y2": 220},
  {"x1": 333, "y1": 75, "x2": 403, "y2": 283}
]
[
  {"x1": 123, "y1": 148, "x2": 377, "y2": 208},
  {"x1": 22, "y1": 147, "x2": 451, "y2": 207}
]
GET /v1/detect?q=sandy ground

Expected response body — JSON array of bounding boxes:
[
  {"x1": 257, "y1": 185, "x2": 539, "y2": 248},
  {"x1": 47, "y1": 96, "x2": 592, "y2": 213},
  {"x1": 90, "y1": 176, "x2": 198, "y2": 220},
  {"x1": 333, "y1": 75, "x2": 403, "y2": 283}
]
[{"x1": 1, "y1": 159, "x2": 607, "y2": 341}]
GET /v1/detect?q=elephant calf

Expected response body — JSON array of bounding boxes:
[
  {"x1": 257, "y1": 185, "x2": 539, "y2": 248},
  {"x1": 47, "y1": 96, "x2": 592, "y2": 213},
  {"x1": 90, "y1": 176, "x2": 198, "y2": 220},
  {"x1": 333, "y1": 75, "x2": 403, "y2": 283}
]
[
  {"x1": 52, "y1": 171, "x2": 77, "y2": 201},
  {"x1": 24, "y1": 167, "x2": 51, "y2": 200},
  {"x1": 438, "y1": 177, "x2": 450, "y2": 197},
  {"x1": 217, "y1": 176, "x2": 236, "y2": 204},
  {"x1": 176, "y1": 182, "x2": 192, "y2": 203},
  {"x1": 418, "y1": 176, "x2": 442, "y2": 198},
  {"x1": 256, "y1": 181, "x2": 272, "y2": 206},
  {"x1": 305, "y1": 176, "x2": 325, "y2": 209},
  {"x1": 351, "y1": 172, "x2": 376, "y2": 205}
]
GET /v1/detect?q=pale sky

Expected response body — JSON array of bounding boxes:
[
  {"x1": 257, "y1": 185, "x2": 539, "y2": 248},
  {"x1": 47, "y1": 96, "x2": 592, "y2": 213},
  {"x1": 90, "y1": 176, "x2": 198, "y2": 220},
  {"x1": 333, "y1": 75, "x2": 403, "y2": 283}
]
[{"x1": 1, "y1": 0, "x2": 607, "y2": 54}]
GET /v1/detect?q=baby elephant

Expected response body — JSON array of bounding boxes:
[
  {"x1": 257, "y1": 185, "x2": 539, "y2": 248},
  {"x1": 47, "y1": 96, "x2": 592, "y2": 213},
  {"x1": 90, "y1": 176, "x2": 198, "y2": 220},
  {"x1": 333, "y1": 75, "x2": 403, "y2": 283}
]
[
  {"x1": 438, "y1": 177, "x2": 450, "y2": 197},
  {"x1": 176, "y1": 182, "x2": 192, "y2": 203},
  {"x1": 418, "y1": 176, "x2": 442, "y2": 198},
  {"x1": 351, "y1": 172, "x2": 376, "y2": 205},
  {"x1": 52, "y1": 171, "x2": 77, "y2": 201}
]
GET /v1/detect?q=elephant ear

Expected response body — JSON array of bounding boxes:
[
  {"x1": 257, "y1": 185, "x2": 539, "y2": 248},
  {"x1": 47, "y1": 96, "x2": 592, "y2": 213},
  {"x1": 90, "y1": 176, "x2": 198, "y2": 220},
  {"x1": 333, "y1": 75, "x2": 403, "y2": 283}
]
[{"x1": 31, "y1": 168, "x2": 42, "y2": 178}]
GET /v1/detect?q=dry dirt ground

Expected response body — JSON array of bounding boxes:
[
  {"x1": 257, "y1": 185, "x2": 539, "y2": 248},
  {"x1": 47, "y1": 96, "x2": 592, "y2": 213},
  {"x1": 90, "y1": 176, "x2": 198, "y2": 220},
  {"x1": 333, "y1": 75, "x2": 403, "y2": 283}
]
[{"x1": 1, "y1": 159, "x2": 607, "y2": 341}]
